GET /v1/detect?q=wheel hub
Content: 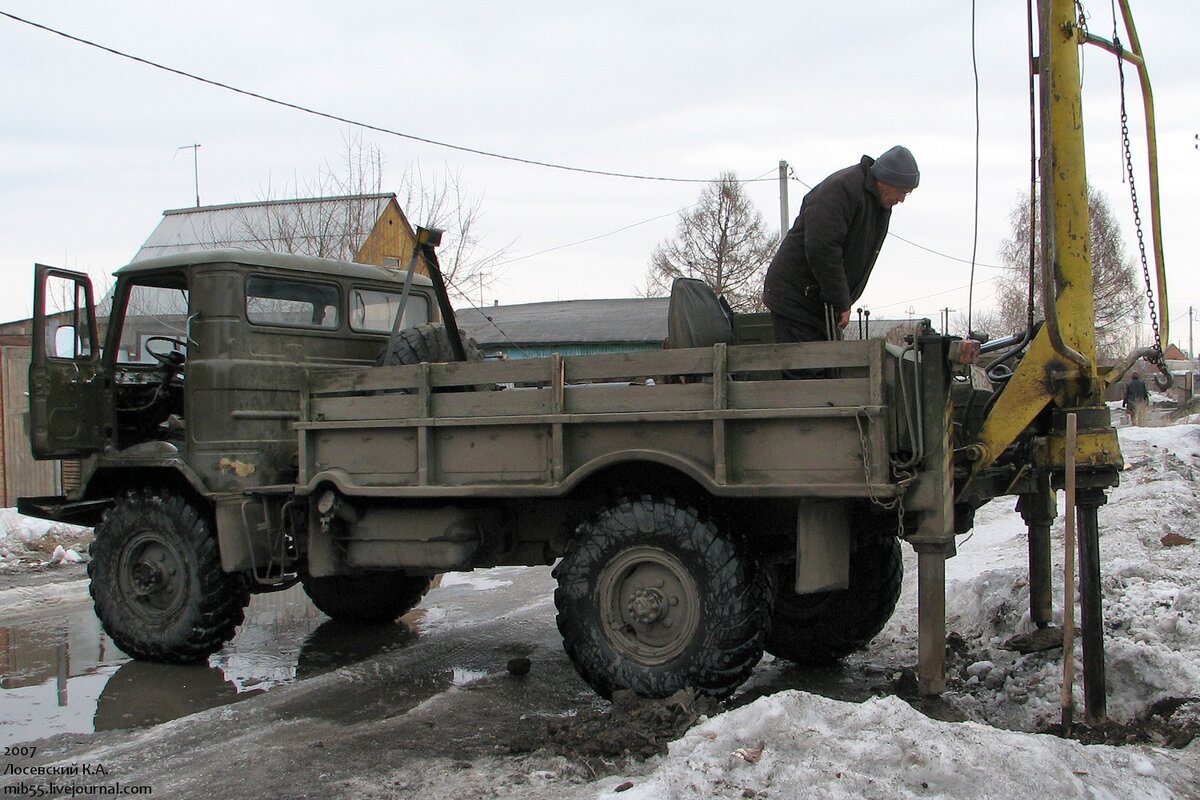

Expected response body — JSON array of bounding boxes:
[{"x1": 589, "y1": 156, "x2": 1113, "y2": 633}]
[
  {"x1": 130, "y1": 560, "x2": 165, "y2": 595},
  {"x1": 628, "y1": 586, "x2": 667, "y2": 624},
  {"x1": 117, "y1": 530, "x2": 188, "y2": 621},
  {"x1": 598, "y1": 546, "x2": 701, "y2": 665}
]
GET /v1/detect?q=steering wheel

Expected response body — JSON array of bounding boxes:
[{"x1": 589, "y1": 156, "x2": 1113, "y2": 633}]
[{"x1": 144, "y1": 336, "x2": 187, "y2": 369}]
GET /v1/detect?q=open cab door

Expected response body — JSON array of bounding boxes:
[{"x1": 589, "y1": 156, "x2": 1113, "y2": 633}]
[{"x1": 30, "y1": 265, "x2": 110, "y2": 458}]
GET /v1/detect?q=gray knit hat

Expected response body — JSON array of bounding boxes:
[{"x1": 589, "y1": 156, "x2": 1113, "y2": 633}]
[{"x1": 871, "y1": 145, "x2": 920, "y2": 189}]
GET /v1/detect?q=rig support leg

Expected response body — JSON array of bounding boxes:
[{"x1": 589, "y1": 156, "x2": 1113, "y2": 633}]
[
  {"x1": 1077, "y1": 487, "x2": 1108, "y2": 723},
  {"x1": 915, "y1": 542, "x2": 951, "y2": 695},
  {"x1": 1006, "y1": 475, "x2": 1064, "y2": 654},
  {"x1": 1020, "y1": 477, "x2": 1056, "y2": 629}
]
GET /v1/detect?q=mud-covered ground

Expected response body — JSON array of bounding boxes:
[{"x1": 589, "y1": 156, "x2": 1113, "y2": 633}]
[
  {"x1": 3, "y1": 425, "x2": 1200, "y2": 798},
  {"x1": 1, "y1": 560, "x2": 1197, "y2": 800}
]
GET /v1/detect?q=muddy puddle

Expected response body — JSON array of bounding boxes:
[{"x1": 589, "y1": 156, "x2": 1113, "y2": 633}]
[{"x1": 0, "y1": 582, "x2": 426, "y2": 746}]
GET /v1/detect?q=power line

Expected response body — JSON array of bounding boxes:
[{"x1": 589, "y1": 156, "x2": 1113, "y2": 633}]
[
  {"x1": 492, "y1": 167, "x2": 778, "y2": 268},
  {"x1": 871, "y1": 273, "x2": 1004, "y2": 314},
  {"x1": 0, "y1": 10, "x2": 768, "y2": 185},
  {"x1": 493, "y1": 208, "x2": 688, "y2": 268},
  {"x1": 889, "y1": 232, "x2": 1006, "y2": 270},
  {"x1": 4, "y1": 11, "x2": 1016, "y2": 281}
]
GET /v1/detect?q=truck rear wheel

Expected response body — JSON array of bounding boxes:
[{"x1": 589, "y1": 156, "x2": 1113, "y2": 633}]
[
  {"x1": 554, "y1": 495, "x2": 770, "y2": 700},
  {"x1": 766, "y1": 537, "x2": 903, "y2": 664},
  {"x1": 89, "y1": 490, "x2": 249, "y2": 663},
  {"x1": 301, "y1": 572, "x2": 433, "y2": 623}
]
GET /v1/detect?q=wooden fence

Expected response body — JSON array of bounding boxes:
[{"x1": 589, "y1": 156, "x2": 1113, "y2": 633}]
[{"x1": 1, "y1": 346, "x2": 60, "y2": 506}]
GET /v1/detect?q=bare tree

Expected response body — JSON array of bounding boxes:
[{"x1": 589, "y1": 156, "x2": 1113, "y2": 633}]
[
  {"x1": 951, "y1": 308, "x2": 1005, "y2": 341},
  {"x1": 644, "y1": 172, "x2": 776, "y2": 311},
  {"x1": 233, "y1": 131, "x2": 505, "y2": 303},
  {"x1": 993, "y1": 186, "x2": 1142, "y2": 359},
  {"x1": 395, "y1": 163, "x2": 509, "y2": 306},
  {"x1": 233, "y1": 131, "x2": 386, "y2": 261}
]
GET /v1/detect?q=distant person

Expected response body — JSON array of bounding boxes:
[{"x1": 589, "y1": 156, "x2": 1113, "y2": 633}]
[
  {"x1": 763, "y1": 146, "x2": 919, "y2": 367},
  {"x1": 1124, "y1": 373, "x2": 1150, "y2": 426}
]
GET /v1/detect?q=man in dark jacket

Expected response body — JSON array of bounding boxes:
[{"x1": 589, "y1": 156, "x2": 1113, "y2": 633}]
[
  {"x1": 763, "y1": 146, "x2": 919, "y2": 349},
  {"x1": 1123, "y1": 373, "x2": 1150, "y2": 426}
]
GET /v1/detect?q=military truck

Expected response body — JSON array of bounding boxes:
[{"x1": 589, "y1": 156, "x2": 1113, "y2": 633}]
[
  {"x1": 20, "y1": 2, "x2": 1175, "y2": 718},
  {"x1": 23, "y1": 236, "x2": 976, "y2": 700}
]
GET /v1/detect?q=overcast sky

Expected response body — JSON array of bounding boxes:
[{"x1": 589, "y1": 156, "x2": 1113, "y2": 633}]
[{"x1": 1, "y1": 2, "x2": 1197, "y2": 344}]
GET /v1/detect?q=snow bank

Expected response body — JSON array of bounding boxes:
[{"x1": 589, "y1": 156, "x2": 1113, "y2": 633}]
[
  {"x1": 598, "y1": 690, "x2": 1194, "y2": 799},
  {"x1": 926, "y1": 424, "x2": 1200, "y2": 730},
  {"x1": 0, "y1": 507, "x2": 91, "y2": 570},
  {"x1": 594, "y1": 424, "x2": 1200, "y2": 800}
]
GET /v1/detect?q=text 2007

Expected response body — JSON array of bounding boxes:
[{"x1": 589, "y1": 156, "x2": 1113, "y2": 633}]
[{"x1": 3, "y1": 747, "x2": 36, "y2": 758}]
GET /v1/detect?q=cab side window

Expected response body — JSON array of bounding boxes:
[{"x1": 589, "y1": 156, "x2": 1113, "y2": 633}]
[
  {"x1": 349, "y1": 288, "x2": 430, "y2": 334},
  {"x1": 42, "y1": 274, "x2": 95, "y2": 359},
  {"x1": 246, "y1": 276, "x2": 340, "y2": 330},
  {"x1": 115, "y1": 284, "x2": 190, "y2": 364}
]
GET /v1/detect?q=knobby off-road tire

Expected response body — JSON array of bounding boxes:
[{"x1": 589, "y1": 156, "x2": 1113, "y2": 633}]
[
  {"x1": 89, "y1": 490, "x2": 250, "y2": 663},
  {"x1": 554, "y1": 495, "x2": 771, "y2": 700},
  {"x1": 766, "y1": 537, "x2": 903, "y2": 663},
  {"x1": 301, "y1": 572, "x2": 433, "y2": 623},
  {"x1": 378, "y1": 322, "x2": 483, "y2": 367}
]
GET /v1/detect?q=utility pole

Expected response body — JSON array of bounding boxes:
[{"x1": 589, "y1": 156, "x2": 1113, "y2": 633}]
[
  {"x1": 939, "y1": 307, "x2": 956, "y2": 335},
  {"x1": 177, "y1": 143, "x2": 201, "y2": 207},
  {"x1": 1189, "y1": 305, "x2": 1196, "y2": 398},
  {"x1": 778, "y1": 160, "x2": 790, "y2": 242}
]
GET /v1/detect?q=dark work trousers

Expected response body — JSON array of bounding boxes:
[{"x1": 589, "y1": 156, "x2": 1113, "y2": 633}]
[{"x1": 772, "y1": 311, "x2": 838, "y2": 379}]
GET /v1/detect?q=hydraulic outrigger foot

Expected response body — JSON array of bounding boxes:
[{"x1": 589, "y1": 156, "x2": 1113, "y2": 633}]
[
  {"x1": 1077, "y1": 488, "x2": 1108, "y2": 723},
  {"x1": 1007, "y1": 480, "x2": 1065, "y2": 654},
  {"x1": 1003, "y1": 484, "x2": 1108, "y2": 722},
  {"x1": 915, "y1": 542, "x2": 951, "y2": 696},
  {"x1": 1004, "y1": 626, "x2": 1064, "y2": 654}
]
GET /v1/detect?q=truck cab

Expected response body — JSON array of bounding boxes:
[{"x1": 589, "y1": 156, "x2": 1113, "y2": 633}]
[
  {"x1": 30, "y1": 249, "x2": 436, "y2": 485},
  {"x1": 24, "y1": 250, "x2": 441, "y2": 663}
]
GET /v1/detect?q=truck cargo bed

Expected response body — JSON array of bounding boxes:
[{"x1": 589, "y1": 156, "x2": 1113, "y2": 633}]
[{"x1": 297, "y1": 340, "x2": 898, "y2": 499}]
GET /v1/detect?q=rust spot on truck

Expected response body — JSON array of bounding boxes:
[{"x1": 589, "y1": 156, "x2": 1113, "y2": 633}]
[{"x1": 217, "y1": 457, "x2": 257, "y2": 478}]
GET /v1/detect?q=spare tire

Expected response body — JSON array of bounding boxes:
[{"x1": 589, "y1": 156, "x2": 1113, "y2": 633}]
[{"x1": 379, "y1": 322, "x2": 483, "y2": 366}]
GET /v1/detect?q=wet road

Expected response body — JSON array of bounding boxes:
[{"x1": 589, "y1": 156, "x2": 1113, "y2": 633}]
[
  {"x1": 0, "y1": 566, "x2": 587, "y2": 748},
  {"x1": 0, "y1": 564, "x2": 928, "y2": 799},
  {"x1": 0, "y1": 564, "x2": 612, "y2": 799}
]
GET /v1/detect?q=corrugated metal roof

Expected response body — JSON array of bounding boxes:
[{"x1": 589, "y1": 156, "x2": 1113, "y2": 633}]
[
  {"x1": 457, "y1": 298, "x2": 669, "y2": 349},
  {"x1": 842, "y1": 317, "x2": 924, "y2": 341},
  {"x1": 132, "y1": 194, "x2": 396, "y2": 262}
]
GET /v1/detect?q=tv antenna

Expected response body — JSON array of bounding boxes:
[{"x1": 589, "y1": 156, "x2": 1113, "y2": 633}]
[{"x1": 176, "y1": 143, "x2": 201, "y2": 207}]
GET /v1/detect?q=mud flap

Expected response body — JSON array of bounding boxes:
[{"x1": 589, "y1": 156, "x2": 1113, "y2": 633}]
[{"x1": 795, "y1": 500, "x2": 850, "y2": 593}]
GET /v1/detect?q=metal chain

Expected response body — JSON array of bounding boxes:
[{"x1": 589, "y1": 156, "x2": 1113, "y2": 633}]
[
  {"x1": 1114, "y1": 37, "x2": 1168, "y2": 372},
  {"x1": 854, "y1": 409, "x2": 914, "y2": 532}
]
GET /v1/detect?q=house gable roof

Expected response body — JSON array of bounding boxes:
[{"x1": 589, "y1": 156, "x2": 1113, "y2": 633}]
[{"x1": 132, "y1": 193, "x2": 400, "y2": 263}]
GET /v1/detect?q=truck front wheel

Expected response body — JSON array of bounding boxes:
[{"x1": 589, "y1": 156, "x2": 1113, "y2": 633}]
[
  {"x1": 766, "y1": 537, "x2": 903, "y2": 663},
  {"x1": 554, "y1": 495, "x2": 770, "y2": 699},
  {"x1": 301, "y1": 572, "x2": 433, "y2": 623},
  {"x1": 89, "y1": 490, "x2": 249, "y2": 663}
]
